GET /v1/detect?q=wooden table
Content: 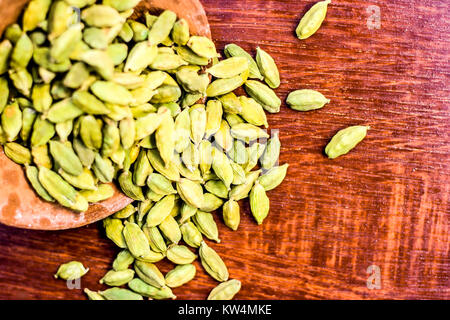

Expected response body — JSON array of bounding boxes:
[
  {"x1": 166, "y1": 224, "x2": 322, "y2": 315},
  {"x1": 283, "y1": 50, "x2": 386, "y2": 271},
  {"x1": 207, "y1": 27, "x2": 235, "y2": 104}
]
[{"x1": 0, "y1": 0, "x2": 448, "y2": 300}]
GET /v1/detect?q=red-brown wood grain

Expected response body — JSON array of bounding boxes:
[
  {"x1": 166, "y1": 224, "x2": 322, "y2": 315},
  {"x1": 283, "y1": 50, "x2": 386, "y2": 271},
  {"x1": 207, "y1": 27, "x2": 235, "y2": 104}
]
[{"x1": 0, "y1": 0, "x2": 448, "y2": 300}]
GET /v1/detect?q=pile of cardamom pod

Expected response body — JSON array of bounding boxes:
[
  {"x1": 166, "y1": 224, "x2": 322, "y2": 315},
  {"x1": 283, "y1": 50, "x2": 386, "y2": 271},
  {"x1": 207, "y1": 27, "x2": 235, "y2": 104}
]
[
  {"x1": 3, "y1": 0, "x2": 368, "y2": 300},
  {"x1": 0, "y1": 0, "x2": 292, "y2": 300}
]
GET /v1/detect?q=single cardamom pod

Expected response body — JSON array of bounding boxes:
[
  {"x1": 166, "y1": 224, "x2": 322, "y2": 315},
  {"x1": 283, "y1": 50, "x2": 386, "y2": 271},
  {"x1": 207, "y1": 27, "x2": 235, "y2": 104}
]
[
  {"x1": 199, "y1": 241, "x2": 229, "y2": 282},
  {"x1": 258, "y1": 163, "x2": 289, "y2": 191},
  {"x1": 180, "y1": 221, "x2": 203, "y2": 248},
  {"x1": 84, "y1": 289, "x2": 105, "y2": 301},
  {"x1": 99, "y1": 269, "x2": 135, "y2": 286},
  {"x1": 224, "y1": 44, "x2": 263, "y2": 80},
  {"x1": 208, "y1": 279, "x2": 242, "y2": 300},
  {"x1": 118, "y1": 171, "x2": 145, "y2": 201},
  {"x1": 245, "y1": 80, "x2": 281, "y2": 113},
  {"x1": 103, "y1": 217, "x2": 127, "y2": 248},
  {"x1": 211, "y1": 147, "x2": 234, "y2": 190},
  {"x1": 200, "y1": 193, "x2": 224, "y2": 213},
  {"x1": 205, "y1": 180, "x2": 229, "y2": 199},
  {"x1": 143, "y1": 225, "x2": 167, "y2": 253},
  {"x1": 113, "y1": 204, "x2": 136, "y2": 219},
  {"x1": 296, "y1": 0, "x2": 331, "y2": 40},
  {"x1": 100, "y1": 287, "x2": 143, "y2": 300},
  {"x1": 249, "y1": 181, "x2": 270, "y2": 225},
  {"x1": 4, "y1": 142, "x2": 31, "y2": 165},
  {"x1": 166, "y1": 245, "x2": 197, "y2": 265},
  {"x1": 165, "y1": 264, "x2": 196, "y2": 288},
  {"x1": 325, "y1": 125, "x2": 369, "y2": 159},
  {"x1": 176, "y1": 178, "x2": 204, "y2": 209},
  {"x1": 112, "y1": 250, "x2": 135, "y2": 272},
  {"x1": 147, "y1": 149, "x2": 180, "y2": 182},
  {"x1": 148, "y1": 10, "x2": 177, "y2": 46},
  {"x1": 286, "y1": 89, "x2": 330, "y2": 111},
  {"x1": 230, "y1": 123, "x2": 269, "y2": 142},
  {"x1": 206, "y1": 57, "x2": 248, "y2": 79},
  {"x1": 158, "y1": 214, "x2": 182, "y2": 244},
  {"x1": 134, "y1": 260, "x2": 165, "y2": 288},
  {"x1": 81, "y1": 5, "x2": 124, "y2": 28},
  {"x1": 256, "y1": 47, "x2": 280, "y2": 89},
  {"x1": 214, "y1": 120, "x2": 233, "y2": 152},
  {"x1": 1, "y1": 102, "x2": 22, "y2": 142},
  {"x1": 122, "y1": 222, "x2": 151, "y2": 258},
  {"x1": 155, "y1": 107, "x2": 175, "y2": 166},
  {"x1": 187, "y1": 35, "x2": 218, "y2": 59},
  {"x1": 132, "y1": 149, "x2": 153, "y2": 187},
  {"x1": 206, "y1": 75, "x2": 245, "y2": 97},
  {"x1": 222, "y1": 199, "x2": 240, "y2": 231},
  {"x1": 229, "y1": 170, "x2": 261, "y2": 201},
  {"x1": 80, "y1": 181, "x2": 116, "y2": 203},
  {"x1": 128, "y1": 278, "x2": 175, "y2": 300},
  {"x1": 193, "y1": 210, "x2": 220, "y2": 243},
  {"x1": 260, "y1": 132, "x2": 281, "y2": 169},
  {"x1": 146, "y1": 194, "x2": 175, "y2": 227},
  {"x1": 54, "y1": 261, "x2": 89, "y2": 280},
  {"x1": 238, "y1": 96, "x2": 268, "y2": 128},
  {"x1": 147, "y1": 173, "x2": 177, "y2": 196}
]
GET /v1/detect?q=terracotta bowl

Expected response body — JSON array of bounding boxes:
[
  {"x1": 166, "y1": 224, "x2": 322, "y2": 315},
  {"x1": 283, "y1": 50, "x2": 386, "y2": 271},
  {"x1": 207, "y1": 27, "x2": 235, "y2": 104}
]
[{"x1": 0, "y1": 0, "x2": 211, "y2": 230}]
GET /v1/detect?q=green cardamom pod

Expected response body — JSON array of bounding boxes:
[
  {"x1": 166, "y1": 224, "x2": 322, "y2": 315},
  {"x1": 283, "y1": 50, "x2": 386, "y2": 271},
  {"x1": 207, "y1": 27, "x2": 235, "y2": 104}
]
[
  {"x1": 172, "y1": 19, "x2": 190, "y2": 45},
  {"x1": 199, "y1": 241, "x2": 229, "y2": 282},
  {"x1": 84, "y1": 289, "x2": 105, "y2": 300},
  {"x1": 260, "y1": 132, "x2": 281, "y2": 169},
  {"x1": 146, "y1": 194, "x2": 175, "y2": 227},
  {"x1": 25, "y1": 165, "x2": 54, "y2": 202},
  {"x1": 208, "y1": 279, "x2": 241, "y2": 300},
  {"x1": 103, "y1": 217, "x2": 127, "y2": 248},
  {"x1": 258, "y1": 164, "x2": 289, "y2": 191},
  {"x1": 245, "y1": 80, "x2": 281, "y2": 113},
  {"x1": 224, "y1": 44, "x2": 263, "y2": 80},
  {"x1": 1, "y1": 102, "x2": 22, "y2": 142},
  {"x1": 123, "y1": 222, "x2": 151, "y2": 258},
  {"x1": 159, "y1": 214, "x2": 182, "y2": 244},
  {"x1": 4, "y1": 142, "x2": 31, "y2": 165},
  {"x1": 80, "y1": 183, "x2": 115, "y2": 203},
  {"x1": 99, "y1": 269, "x2": 135, "y2": 286},
  {"x1": 100, "y1": 287, "x2": 143, "y2": 300},
  {"x1": 249, "y1": 181, "x2": 270, "y2": 225},
  {"x1": 296, "y1": 0, "x2": 331, "y2": 40},
  {"x1": 325, "y1": 125, "x2": 369, "y2": 159},
  {"x1": 143, "y1": 225, "x2": 167, "y2": 253},
  {"x1": 54, "y1": 261, "x2": 88, "y2": 280},
  {"x1": 193, "y1": 210, "x2": 220, "y2": 243},
  {"x1": 166, "y1": 245, "x2": 197, "y2": 265},
  {"x1": 180, "y1": 221, "x2": 203, "y2": 248},
  {"x1": 128, "y1": 278, "x2": 175, "y2": 300},
  {"x1": 148, "y1": 10, "x2": 177, "y2": 46},
  {"x1": 176, "y1": 178, "x2": 204, "y2": 209},
  {"x1": 112, "y1": 249, "x2": 135, "y2": 271},
  {"x1": 134, "y1": 260, "x2": 165, "y2": 288},
  {"x1": 49, "y1": 140, "x2": 83, "y2": 176},
  {"x1": 207, "y1": 57, "x2": 248, "y2": 79},
  {"x1": 256, "y1": 47, "x2": 280, "y2": 89},
  {"x1": 165, "y1": 264, "x2": 196, "y2": 288},
  {"x1": 286, "y1": 89, "x2": 330, "y2": 111},
  {"x1": 223, "y1": 199, "x2": 240, "y2": 231}
]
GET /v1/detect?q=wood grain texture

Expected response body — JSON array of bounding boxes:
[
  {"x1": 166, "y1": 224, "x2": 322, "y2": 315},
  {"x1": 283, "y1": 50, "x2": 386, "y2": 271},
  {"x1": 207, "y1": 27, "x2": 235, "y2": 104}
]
[{"x1": 0, "y1": 0, "x2": 449, "y2": 300}]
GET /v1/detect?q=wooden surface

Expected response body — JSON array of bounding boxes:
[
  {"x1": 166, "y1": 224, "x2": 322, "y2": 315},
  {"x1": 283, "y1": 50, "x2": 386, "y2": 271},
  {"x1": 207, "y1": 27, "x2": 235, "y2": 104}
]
[{"x1": 0, "y1": 0, "x2": 449, "y2": 300}]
